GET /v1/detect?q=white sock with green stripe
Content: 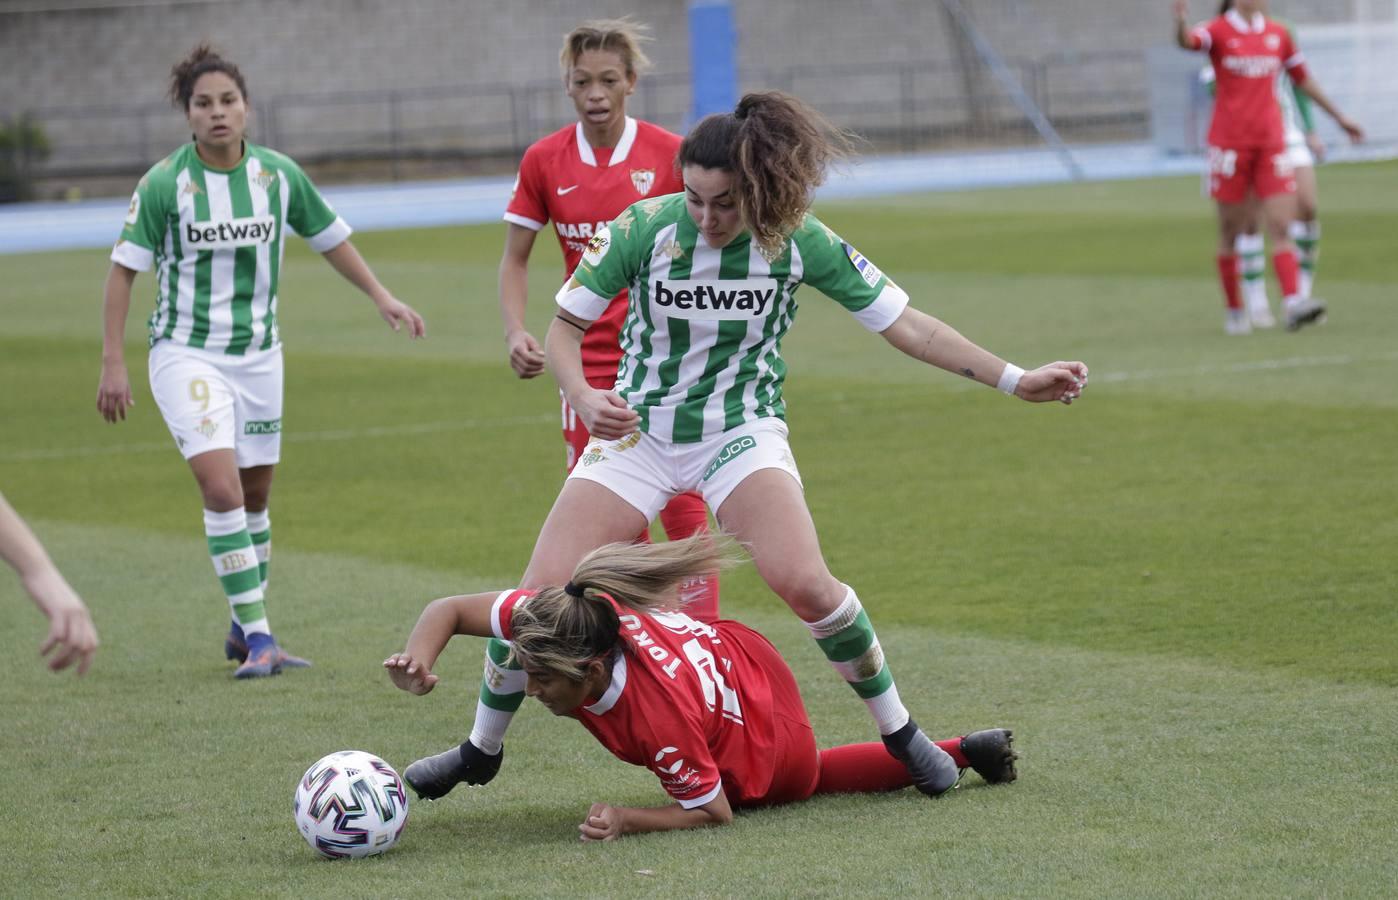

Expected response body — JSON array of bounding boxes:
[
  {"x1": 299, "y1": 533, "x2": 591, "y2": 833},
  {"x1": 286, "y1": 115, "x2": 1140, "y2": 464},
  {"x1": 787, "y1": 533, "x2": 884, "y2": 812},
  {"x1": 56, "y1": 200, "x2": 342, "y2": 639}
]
[
  {"x1": 468, "y1": 638, "x2": 527, "y2": 755},
  {"x1": 204, "y1": 508, "x2": 270, "y2": 638},
  {"x1": 1235, "y1": 233, "x2": 1269, "y2": 313},
  {"x1": 245, "y1": 508, "x2": 271, "y2": 592},
  {"x1": 1289, "y1": 220, "x2": 1320, "y2": 298},
  {"x1": 806, "y1": 585, "x2": 910, "y2": 735}
]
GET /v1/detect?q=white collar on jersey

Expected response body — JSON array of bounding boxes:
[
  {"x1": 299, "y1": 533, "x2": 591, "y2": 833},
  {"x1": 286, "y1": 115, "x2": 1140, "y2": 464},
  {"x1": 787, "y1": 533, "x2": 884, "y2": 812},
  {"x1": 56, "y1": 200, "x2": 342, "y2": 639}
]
[
  {"x1": 1225, "y1": 9, "x2": 1266, "y2": 33},
  {"x1": 583, "y1": 652, "x2": 627, "y2": 715},
  {"x1": 574, "y1": 116, "x2": 639, "y2": 168}
]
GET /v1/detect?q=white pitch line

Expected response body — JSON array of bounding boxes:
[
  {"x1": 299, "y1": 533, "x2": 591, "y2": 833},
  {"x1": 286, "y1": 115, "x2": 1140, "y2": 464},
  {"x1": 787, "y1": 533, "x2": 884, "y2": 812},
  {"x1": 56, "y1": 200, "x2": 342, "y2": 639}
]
[
  {"x1": 1095, "y1": 350, "x2": 1398, "y2": 384},
  {"x1": 1, "y1": 413, "x2": 556, "y2": 463}
]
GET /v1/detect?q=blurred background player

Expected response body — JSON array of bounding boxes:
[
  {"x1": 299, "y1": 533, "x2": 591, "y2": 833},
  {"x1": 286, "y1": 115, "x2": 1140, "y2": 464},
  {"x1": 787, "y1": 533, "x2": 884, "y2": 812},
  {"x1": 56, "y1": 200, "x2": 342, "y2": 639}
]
[
  {"x1": 498, "y1": 24, "x2": 718, "y2": 628},
  {"x1": 1173, "y1": 0, "x2": 1362, "y2": 334},
  {"x1": 385, "y1": 534, "x2": 1017, "y2": 839},
  {"x1": 1201, "y1": 0, "x2": 1327, "y2": 328},
  {"x1": 1, "y1": 491, "x2": 99, "y2": 675},
  {"x1": 96, "y1": 45, "x2": 425, "y2": 678},
  {"x1": 404, "y1": 90, "x2": 1086, "y2": 802}
]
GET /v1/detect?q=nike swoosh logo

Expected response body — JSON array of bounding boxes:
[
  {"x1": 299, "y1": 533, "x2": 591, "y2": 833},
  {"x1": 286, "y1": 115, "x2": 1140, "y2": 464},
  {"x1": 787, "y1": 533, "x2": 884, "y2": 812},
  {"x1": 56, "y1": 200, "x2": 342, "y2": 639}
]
[{"x1": 556, "y1": 185, "x2": 579, "y2": 195}]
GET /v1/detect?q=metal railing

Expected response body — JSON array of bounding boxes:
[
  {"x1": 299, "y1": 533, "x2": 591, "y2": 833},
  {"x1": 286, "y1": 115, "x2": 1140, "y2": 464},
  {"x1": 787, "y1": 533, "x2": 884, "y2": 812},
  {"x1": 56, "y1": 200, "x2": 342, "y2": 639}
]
[{"x1": 10, "y1": 51, "x2": 1149, "y2": 187}]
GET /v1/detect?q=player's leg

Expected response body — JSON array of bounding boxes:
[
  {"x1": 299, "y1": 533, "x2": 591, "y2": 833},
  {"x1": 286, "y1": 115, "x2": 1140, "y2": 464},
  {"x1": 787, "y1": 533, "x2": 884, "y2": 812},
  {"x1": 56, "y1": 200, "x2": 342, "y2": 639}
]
[
  {"x1": 1214, "y1": 199, "x2": 1251, "y2": 335},
  {"x1": 406, "y1": 444, "x2": 659, "y2": 800},
  {"x1": 1289, "y1": 164, "x2": 1320, "y2": 299},
  {"x1": 1208, "y1": 146, "x2": 1251, "y2": 335},
  {"x1": 1236, "y1": 194, "x2": 1274, "y2": 328},
  {"x1": 658, "y1": 492, "x2": 719, "y2": 622},
  {"x1": 706, "y1": 425, "x2": 957, "y2": 796},
  {"x1": 222, "y1": 347, "x2": 305, "y2": 673},
  {"x1": 1256, "y1": 150, "x2": 1322, "y2": 331}
]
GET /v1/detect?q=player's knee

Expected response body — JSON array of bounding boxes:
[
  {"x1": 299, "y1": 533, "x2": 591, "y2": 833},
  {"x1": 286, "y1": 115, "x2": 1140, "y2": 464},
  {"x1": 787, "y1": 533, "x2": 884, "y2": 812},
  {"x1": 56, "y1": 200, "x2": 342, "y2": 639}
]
[{"x1": 766, "y1": 570, "x2": 843, "y2": 620}]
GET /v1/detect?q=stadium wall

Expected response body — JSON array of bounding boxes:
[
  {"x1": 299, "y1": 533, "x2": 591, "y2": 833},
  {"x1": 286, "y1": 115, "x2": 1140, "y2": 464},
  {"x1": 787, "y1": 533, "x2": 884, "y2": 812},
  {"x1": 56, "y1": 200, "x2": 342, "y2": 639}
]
[{"x1": 0, "y1": 0, "x2": 1387, "y2": 195}]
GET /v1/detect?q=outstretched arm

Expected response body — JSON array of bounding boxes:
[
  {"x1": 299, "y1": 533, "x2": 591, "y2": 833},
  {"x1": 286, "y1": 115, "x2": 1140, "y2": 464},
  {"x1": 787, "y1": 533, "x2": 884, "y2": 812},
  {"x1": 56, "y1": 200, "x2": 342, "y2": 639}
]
[
  {"x1": 0, "y1": 493, "x2": 99, "y2": 674},
  {"x1": 1173, "y1": 0, "x2": 1197, "y2": 49},
  {"x1": 322, "y1": 240, "x2": 426, "y2": 338},
  {"x1": 383, "y1": 590, "x2": 501, "y2": 694},
  {"x1": 578, "y1": 790, "x2": 734, "y2": 842},
  {"x1": 1294, "y1": 76, "x2": 1363, "y2": 142},
  {"x1": 880, "y1": 306, "x2": 1088, "y2": 404}
]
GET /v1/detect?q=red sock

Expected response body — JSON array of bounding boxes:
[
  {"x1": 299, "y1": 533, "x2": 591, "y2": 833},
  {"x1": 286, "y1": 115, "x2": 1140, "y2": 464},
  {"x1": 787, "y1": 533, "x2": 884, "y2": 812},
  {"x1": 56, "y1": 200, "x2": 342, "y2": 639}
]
[
  {"x1": 814, "y1": 737, "x2": 968, "y2": 794},
  {"x1": 1216, "y1": 254, "x2": 1242, "y2": 310},
  {"x1": 1272, "y1": 249, "x2": 1300, "y2": 299},
  {"x1": 816, "y1": 743, "x2": 913, "y2": 794},
  {"x1": 657, "y1": 491, "x2": 719, "y2": 622}
]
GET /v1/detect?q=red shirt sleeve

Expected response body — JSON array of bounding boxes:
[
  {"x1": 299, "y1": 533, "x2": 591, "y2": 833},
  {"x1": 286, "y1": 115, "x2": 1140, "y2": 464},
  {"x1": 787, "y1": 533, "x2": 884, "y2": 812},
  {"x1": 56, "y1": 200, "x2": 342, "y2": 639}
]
[
  {"x1": 1186, "y1": 19, "x2": 1215, "y2": 52},
  {"x1": 637, "y1": 710, "x2": 724, "y2": 809},
  {"x1": 490, "y1": 589, "x2": 532, "y2": 640},
  {"x1": 1281, "y1": 29, "x2": 1309, "y2": 83},
  {"x1": 504, "y1": 145, "x2": 548, "y2": 231}
]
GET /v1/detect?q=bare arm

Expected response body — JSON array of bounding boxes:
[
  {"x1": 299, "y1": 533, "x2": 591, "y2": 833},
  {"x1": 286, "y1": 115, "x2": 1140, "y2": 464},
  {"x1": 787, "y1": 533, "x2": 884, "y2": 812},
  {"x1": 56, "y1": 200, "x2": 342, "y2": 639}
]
[
  {"x1": 321, "y1": 240, "x2": 426, "y2": 338},
  {"x1": 499, "y1": 224, "x2": 545, "y2": 378},
  {"x1": 96, "y1": 264, "x2": 138, "y2": 423},
  {"x1": 382, "y1": 590, "x2": 501, "y2": 695},
  {"x1": 880, "y1": 306, "x2": 1087, "y2": 404},
  {"x1": 578, "y1": 790, "x2": 734, "y2": 842},
  {"x1": 1, "y1": 492, "x2": 99, "y2": 674},
  {"x1": 546, "y1": 311, "x2": 640, "y2": 438},
  {"x1": 1173, "y1": 0, "x2": 1194, "y2": 49},
  {"x1": 1295, "y1": 76, "x2": 1364, "y2": 142}
]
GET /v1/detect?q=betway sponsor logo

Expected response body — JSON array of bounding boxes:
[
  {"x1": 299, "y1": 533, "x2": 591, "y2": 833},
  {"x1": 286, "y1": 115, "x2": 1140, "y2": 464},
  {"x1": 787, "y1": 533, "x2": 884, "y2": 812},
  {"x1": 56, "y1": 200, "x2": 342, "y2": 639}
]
[
  {"x1": 1222, "y1": 55, "x2": 1282, "y2": 79},
  {"x1": 652, "y1": 279, "x2": 777, "y2": 320},
  {"x1": 183, "y1": 215, "x2": 277, "y2": 250}
]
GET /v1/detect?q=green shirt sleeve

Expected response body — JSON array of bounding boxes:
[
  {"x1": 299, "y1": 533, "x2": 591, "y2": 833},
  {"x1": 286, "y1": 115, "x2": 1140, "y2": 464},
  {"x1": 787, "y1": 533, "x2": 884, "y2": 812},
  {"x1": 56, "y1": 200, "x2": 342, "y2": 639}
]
[
  {"x1": 556, "y1": 203, "x2": 645, "y2": 321},
  {"x1": 283, "y1": 160, "x2": 350, "y2": 251},
  {"x1": 110, "y1": 170, "x2": 170, "y2": 271},
  {"x1": 794, "y1": 214, "x2": 909, "y2": 332}
]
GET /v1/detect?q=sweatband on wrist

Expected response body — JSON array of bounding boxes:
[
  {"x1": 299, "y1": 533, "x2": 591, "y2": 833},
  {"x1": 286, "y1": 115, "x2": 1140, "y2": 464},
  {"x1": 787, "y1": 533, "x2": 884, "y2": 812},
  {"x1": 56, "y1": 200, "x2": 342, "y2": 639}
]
[{"x1": 997, "y1": 363, "x2": 1025, "y2": 397}]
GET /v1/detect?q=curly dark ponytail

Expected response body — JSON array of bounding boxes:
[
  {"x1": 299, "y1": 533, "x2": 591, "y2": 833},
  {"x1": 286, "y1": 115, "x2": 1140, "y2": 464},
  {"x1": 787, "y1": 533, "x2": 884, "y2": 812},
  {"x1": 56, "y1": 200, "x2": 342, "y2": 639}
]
[
  {"x1": 168, "y1": 43, "x2": 248, "y2": 110},
  {"x1": 679, "y1": 91, "x2": 852, "y2": 258}
]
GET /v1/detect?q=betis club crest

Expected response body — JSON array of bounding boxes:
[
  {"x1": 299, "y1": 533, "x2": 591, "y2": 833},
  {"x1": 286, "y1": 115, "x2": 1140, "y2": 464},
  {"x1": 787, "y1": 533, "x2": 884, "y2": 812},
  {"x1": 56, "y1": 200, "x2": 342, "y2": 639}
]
[{"x1": 631, "y1": 168, "x2": 656, "y2": 196}]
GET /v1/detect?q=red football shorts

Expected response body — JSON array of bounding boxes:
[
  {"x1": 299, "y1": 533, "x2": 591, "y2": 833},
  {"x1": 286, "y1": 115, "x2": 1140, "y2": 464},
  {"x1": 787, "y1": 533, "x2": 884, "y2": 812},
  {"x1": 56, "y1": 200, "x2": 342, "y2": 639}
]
[{"x1": 1207, "y1": 145, "x2": 1296, "y2": 204}]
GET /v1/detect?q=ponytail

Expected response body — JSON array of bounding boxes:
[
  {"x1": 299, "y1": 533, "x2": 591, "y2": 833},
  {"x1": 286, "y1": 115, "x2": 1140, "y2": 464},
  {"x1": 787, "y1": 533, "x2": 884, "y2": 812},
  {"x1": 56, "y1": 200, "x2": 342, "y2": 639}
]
[
  {"x1": 508, "y1": 534, "x2": 742, "y2": 679},
  {"x1": 680, "y1": 91, "x2": 853, "y2": 259}
]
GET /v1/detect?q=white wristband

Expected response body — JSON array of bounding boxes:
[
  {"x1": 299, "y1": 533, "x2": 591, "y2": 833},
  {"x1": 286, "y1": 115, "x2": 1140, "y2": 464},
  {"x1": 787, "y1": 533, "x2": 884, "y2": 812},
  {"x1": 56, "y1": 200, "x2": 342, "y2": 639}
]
[{"x1": 997, "y1": 363, "x2": 1025, "y2": 397}]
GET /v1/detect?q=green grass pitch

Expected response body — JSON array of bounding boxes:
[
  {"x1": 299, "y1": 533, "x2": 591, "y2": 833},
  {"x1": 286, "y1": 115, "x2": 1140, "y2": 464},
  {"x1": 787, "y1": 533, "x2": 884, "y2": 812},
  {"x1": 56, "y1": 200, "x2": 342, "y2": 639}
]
[{"x1": 2, "y1": 163, "x2": 1396, "y2": 897}]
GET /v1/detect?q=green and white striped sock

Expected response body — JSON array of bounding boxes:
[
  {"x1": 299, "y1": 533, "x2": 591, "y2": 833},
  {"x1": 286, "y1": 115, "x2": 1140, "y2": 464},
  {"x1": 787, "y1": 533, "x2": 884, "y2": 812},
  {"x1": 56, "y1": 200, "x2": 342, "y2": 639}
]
[
  {"x1": 204, "y1": 508, "x2": 269, "y2": 637},
  {"x1": 1290, "y1": 220, "x2": 1320, "y2": 298},
  {"x1": 806, "y1": 585, "x2": 910, "y2": 735},
  {"x1": 469, "y1": 638, "x2": 526, "y2": 755},
  {"x1": 1235, "y1": 233, "x2": 1269, "y2": 311},
  {"x1": 246, "y1": 508, "x2": 271, "y2": 592}
]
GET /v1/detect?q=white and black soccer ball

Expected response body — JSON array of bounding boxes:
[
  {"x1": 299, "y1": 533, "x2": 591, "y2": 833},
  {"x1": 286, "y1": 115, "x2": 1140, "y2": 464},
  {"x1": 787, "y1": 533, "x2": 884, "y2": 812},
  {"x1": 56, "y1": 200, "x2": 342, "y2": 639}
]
[{"x1": 294, "y1": 750, "x2": 409, "y2": 859}]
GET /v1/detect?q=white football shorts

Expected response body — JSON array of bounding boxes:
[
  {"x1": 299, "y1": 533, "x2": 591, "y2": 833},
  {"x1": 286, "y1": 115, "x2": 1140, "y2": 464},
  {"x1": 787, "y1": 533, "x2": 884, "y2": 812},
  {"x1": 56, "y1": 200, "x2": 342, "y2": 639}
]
[
  {"x1": 1285, "y1": 140, "x2": 1315, "y2": 170},
  {"x1": 565, "y1": 416, "x2": 802, "y2": 521},
  {"x1": 148, "y1": 341, "x2": 283, "y2": 467}
]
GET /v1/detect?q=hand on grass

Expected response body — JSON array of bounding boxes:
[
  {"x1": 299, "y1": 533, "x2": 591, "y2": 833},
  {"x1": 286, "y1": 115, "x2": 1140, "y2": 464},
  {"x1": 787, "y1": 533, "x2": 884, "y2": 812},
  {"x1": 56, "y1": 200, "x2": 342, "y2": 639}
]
[
  {"x1": 383, "y1": 652, "x2": 439, "y2": 694},
  {"x1": 579, "y1": 802, "x2": 622, "y2": 842}
]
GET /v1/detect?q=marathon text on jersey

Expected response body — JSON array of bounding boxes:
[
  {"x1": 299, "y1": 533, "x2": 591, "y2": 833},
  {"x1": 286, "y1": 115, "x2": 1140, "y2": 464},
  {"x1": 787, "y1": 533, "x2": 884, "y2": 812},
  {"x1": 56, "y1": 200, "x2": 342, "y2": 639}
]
[
  {"x1": 183, "y1": 215, "x2": 278, "y2": 250},
  {"x1": 652, "y1": 278, "x2": 777, "y2": 320},
  {"x1": 1221, "y1": 55, "x2": 1283, "y2": 79}
]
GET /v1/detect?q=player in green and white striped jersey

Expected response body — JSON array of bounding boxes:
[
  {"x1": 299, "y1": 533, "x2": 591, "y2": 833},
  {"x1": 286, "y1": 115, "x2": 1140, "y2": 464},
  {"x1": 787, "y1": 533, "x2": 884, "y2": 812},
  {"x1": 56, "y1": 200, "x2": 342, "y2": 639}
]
[
  {"x1": 95, "y1": 45, "x2": 425, "y2": 679},
  {"x1": 404, "y1": 92, "x2": 1086, "y2": 804}
]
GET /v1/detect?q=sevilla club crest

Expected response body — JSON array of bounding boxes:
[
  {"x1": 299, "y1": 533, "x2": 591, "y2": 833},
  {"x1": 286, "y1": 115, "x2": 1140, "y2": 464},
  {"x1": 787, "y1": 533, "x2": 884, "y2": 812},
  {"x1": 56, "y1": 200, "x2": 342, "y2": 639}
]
[{"x1": 631, "y1": 168, "x2": 656, "y2": 196}]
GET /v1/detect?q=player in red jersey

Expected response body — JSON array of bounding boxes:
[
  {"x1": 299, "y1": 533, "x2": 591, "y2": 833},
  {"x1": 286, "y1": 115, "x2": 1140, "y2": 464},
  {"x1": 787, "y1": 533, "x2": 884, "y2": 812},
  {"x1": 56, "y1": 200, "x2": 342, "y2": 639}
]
[
  {"x1": 1174, "y1": 0, "x2": 1362, "y2": 333},
  {"x1": 498, "y1": 19, "x2": 717, "y2": 620},
  {"x1": 385, "y1": 534, "x2": 1016, "y2": 839}
]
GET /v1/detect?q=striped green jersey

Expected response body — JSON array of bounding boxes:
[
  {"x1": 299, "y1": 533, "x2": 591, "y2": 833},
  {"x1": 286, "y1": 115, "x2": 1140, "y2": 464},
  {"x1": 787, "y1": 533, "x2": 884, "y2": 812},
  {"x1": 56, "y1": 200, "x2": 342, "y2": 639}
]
[
  {"x1": 111, "y1": 142, "x2": 350, "y2": 355},
  {"x1": 556, "y1": 193, "x2": 909, "y2": 443}
]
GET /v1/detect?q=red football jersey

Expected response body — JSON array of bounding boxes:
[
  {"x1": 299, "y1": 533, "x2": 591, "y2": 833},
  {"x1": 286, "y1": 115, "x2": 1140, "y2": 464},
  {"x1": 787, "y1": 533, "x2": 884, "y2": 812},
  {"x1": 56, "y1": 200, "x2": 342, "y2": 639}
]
[
  {"x1": 490, "y1": 590, "x2": 788, "y2": 808},
  {"x1": 1187, "y1": 9, "x2": 1309, "y2": 148},
  {"x1": 504, "y1": 117, "x2": 683, "y2": 382}
]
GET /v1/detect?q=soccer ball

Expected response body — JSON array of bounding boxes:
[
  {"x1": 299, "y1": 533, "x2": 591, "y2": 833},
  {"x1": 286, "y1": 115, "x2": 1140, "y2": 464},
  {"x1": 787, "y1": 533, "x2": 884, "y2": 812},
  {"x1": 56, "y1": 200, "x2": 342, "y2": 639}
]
[{"x1": 294, "y1": 750, "x2": 409, "y2": 858}]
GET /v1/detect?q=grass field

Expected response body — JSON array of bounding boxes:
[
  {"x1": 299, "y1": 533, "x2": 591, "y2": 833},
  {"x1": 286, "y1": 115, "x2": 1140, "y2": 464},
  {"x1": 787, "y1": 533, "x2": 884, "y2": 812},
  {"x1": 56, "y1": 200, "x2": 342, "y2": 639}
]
[{"x1": 2, "y1": 162, "x2": 1396, "y2": 897}]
